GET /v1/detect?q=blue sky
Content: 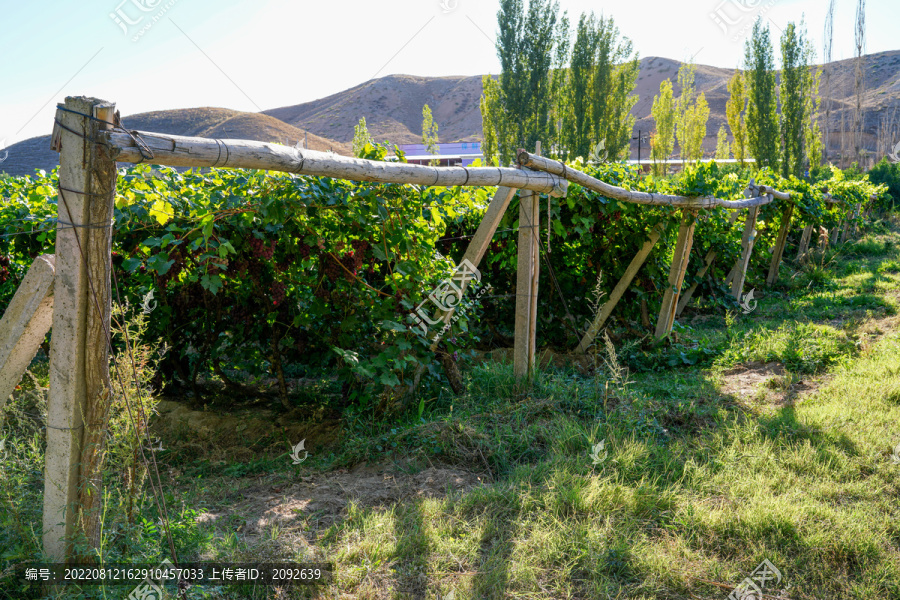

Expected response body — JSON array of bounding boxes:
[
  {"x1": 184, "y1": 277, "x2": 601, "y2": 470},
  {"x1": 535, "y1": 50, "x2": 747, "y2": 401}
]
[{"x1": 1, "y1": 0, "x2": 897, "y2": 146}]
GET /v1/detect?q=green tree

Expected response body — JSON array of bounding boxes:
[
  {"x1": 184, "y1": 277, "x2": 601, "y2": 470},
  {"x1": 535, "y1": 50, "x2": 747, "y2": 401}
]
[
  {"x1": 674, "y1": 61, "x2": 696, "y2": 163},
  {"x1": 422, "y1": 104, "x2": 440, "y2": 167},
  {"x1": 650, "y1": 78, "x2": 676, "y2": 175},
  {"x1": 725, "y1": 70, "x2": 748, "y2": 165},
  {"x1": 480, "y1": 76, "x2": 502, "y2": 166},
  {"x1": 562, "y1": 12, "x2": 638, "y2": 161},
  {"x1": 494, "y1": 0, "x2": 569, "y2": 163},
  {"x1": 352, "y1": 117, "x2": 374, "y2": 158},
  {"x1": 683, "y1": 92, "x2": 710, "y2": 162},
  {"x1": 715, "y1": 124, "x2": 731, "y2": 159},
  {"x1": 744, "y1": 18, "x2": 780, "y2": 169},
  {"x1": 779, "y1": 22, "x2": 806, "y2": 177},
  {"x1": 804, "y1": 65, "x2": 823, "y2": 170}
]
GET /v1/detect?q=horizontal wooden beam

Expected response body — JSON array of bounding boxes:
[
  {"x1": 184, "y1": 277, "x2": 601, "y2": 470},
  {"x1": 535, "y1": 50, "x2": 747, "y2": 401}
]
[
  {"x1": 516, "y1": 150, "x2": 783, "y2": 209},
  {"x1": 104, "y1": 130, "x2": 568, "y2": 197}
]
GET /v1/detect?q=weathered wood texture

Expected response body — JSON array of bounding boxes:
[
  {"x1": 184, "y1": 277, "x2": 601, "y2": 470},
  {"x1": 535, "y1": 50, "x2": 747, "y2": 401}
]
[
  {"x1": 797, "y1": 224, "x2": 814, "y2": 261},
  {"x1": 655, "y1": 211, "x2": 696, "y2": 338},
  {"x1": 766, "y1": 203, "x2": 795, "y2": 285},
  {"x1": 44, "y1": 97, "x2": 116, "y2": 561},
  {"x1": 675, "y1": 210, "x2": 742, "y2": 316},
  {"x1": 516, "y1": 150, "x2": 779, "y2": 209},
  {"x1": 675, "y1": 249, "x2": 717, "y2": 317},
  {"x1": 514, "y1": 189, "x2": 540, "y2": 381},
  {"x1": 0, "y1": 255, "x2": 55, "y2": 410},
  {"x1": 731, "y1": 203, "x2": 760, "y2": 299},
  {"x1": 576, "y1": 227, "x2": 661, "y2": 353},
  {"x1": 106, "y1": 131, "x2": 567, "y2": 197}
]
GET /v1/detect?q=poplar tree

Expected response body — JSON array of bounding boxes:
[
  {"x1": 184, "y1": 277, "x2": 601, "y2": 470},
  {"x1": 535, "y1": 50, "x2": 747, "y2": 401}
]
[
  {"x1": 650, "y1": 78, "x2": 676, "y2": 175},
  {"x1": 422, "y1": 104, "x2": 440, "y2": 167},
  {"x1": 725, "y1": 70, "x2": 748, "y2": 165},
  {"x1": 674, "y1": 62, "x2": 696, "y2": 163},
  {"x1": 715, "y1": 124, "x2": 731, "y2": 159},
  {"x1": 744, "y1": 18, "x2": 780, "y2": 170}
]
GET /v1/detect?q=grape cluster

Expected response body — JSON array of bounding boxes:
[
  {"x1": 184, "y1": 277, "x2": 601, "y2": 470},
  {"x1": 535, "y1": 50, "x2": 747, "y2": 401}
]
[
  {"x1": 323, "y1": 254, "x2": 342, "y2": 282},
  {"x1": 314, "y1": 285, "x2": 331, "y2": 301},
  {"x1": 0, "y1": 255, "x2": 10, "y2": 284},
  {"x1": 270, "y1": 281, "x2": 287, "y2": 306},
  {"x1": 297, "y1": 242, "x2": 311, "y2": 259},
  {"x1": 249, "y1": 237, "x2": 276, "y2": 260}
]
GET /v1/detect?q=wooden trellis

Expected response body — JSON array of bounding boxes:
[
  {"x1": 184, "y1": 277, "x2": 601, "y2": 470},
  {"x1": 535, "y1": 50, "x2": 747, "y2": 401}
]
[{"x1": 0, "y1": 96, "x2": 840, "y2": 560}]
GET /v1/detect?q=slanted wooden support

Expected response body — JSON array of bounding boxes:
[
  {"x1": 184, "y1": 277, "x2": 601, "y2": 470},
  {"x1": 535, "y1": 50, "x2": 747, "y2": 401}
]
[
  {"x1": 44, "y1": 97, "x2": 117, "y2": 560},
  {"x1": 842, "y1": 203, "x2": 861, "y2": 243},
  {"x1": 655, "y1": 211, "x2": 696, "y2": 338},
  {"x1": 731, "y1": 200, "x2": 764, "y2": 300},
  {"x1": 407, "y1": 186, "x2": 518, "y2": 395},
  {"x1": 675, "y1": 210, "x2": 741, "y2": 316},
  {"x1": 514, "y1": 188, "x2": 540, "y2": 380},
  {"x1": 576, "y1": 226, "x2": 662, "y2": 353},
  {"x1": 0, "y1": 255, "x2": 55, "y2": 411},
  {"x1": 796, "y1": 224, "x2": 814, "y2": 262},
  {"x1": 675, "y1": 248, "x2": 716, "y2": 317},
  {"x1": 766, "y1": 202, "x2": 795, "y2": 285}
]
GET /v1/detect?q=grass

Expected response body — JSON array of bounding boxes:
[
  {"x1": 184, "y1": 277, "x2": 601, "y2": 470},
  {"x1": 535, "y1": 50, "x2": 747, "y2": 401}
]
[{"x1": 3, "y1": 219, "x2": 900, "y2": 599}]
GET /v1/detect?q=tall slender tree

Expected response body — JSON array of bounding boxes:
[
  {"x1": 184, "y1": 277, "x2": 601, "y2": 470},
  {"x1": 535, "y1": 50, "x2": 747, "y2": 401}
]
[
  {"x1": 715, "y1": 124, "x2": 731, "y2": 159},
  {"x1": 780, "y1": 22, "x2": 806, "y2": 178},
  {"x1": 823, "y1": 0, "x2": 835, "y2": 162},
  {"x1": 422, "y1": 104, "x2": 440, "y2": 167},
  {"x1": 494, "y1": 0, "x2": 569, "y2": 163},
  {"x1": 480, "y1": 76, "x2": 502, "y2": 166},
  {"x1": 725, "y1": 70, "x2": 748, "y2": 165},
  {"x1": 650, "y1": 78, "x2": 676, "y2": 176},
  {"x1": 683, "y1": 92, "x2": 710, "y2": 162},
  {"x1": 744, "y1": 18, "x2": 780, "y2": 170},
  {"x1": 853, "y1": 0, "x2": 867, "y2": 168},
  {"x1": 674, "y1": 62, "x2": 697, "y2": 163},
  {"x1": 563, "y1": 13, "x2": 638, "y2": 161}
]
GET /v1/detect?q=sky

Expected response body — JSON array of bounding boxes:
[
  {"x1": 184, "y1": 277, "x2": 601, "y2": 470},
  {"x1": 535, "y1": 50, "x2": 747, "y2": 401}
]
[{"x1": 0, "y1": 0, "x2": 897, "y2": 147}]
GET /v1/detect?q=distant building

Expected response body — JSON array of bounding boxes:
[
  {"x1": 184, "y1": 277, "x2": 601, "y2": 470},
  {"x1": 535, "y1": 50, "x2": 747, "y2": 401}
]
[{"x1": 392, "y1": 142, "x2": 483, "y2": 166}]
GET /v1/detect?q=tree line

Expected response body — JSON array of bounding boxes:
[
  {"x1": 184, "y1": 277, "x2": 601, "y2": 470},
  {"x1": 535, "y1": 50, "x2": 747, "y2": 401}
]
[{"x1": 478, "y1": 0, "x2": 826, "y2": 179}]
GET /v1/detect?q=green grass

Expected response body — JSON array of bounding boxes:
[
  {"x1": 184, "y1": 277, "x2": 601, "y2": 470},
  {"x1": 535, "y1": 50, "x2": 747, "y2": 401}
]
[{"x1": 4, "y1": 220, "x2": 900, "y2": 598}]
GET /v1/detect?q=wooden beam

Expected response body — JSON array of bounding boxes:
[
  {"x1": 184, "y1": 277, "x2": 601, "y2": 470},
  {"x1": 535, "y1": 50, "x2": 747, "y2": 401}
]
[
  {"x1": 796, "y1": 224, "x2": 814, "y2": 262},
  {"x1": 655, "y1": 211, "x2": 696, "y2": 338},
  {"x1": 106, "y1": 131, "x2": 567, "y2": 197},
  {"x1": 0, "y1": 255, "x2": 55, "y2": 409},
  {"x1": 731, "y1": 204, "x2": 761, "y2": 300},
  {"x1": 675, "y1": 248, "x2": 717, "y2": 317},
  {"x1": 516, "y1": 150, "x2": 783, "y2": 210},
  {"x1": 766, "y1": 202, "x2": 795, "y2": 285},
  {"x1": 576, "y1": 226, "x2": 661, "y2": 353},
  {"x1": 44, "y1": 97, "x2": 117, "y2": 561}
]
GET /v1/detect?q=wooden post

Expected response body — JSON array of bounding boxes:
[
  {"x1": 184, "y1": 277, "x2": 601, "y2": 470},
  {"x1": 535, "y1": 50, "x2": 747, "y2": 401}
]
[
  {"x1": 796, "y1": 224, "x2": 814, "y2": 262},
  {"x1": 842, "y1": 203, "x2": 861, "y2": 243},
  {"x1": 0, "y1": 255, "x2": 55, "y2": 408},
  {"x1": 576, "y1": 226, "x2": 661, "y2": 353},
  {"x1": 513, "y1": 143, "x2": 541, "y2": 382},
  {"x1": 654, "y1": 211, "x2": 696, "y2": 339},
  {"x1": 44, "y1": 97, "x2": 117, "y2": 561},
  {"x1": 766, "y1": 202, "x2": 795, "y2": 285}
]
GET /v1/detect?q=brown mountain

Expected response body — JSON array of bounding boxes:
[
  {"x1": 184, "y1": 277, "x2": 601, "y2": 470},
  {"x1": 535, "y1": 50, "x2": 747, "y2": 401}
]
[
  {"x1": 0, "y1": 107, "x2": 350, "y2": 178},
  {"x1": 264, "y1": 50, "x2": 900, "y2": 161},
  {"x1": 263, "y1": 74, "x2": 486, "y2": 147},
  {"x1": 3, "y1": 50, "x2": 899, "y2": 177}
]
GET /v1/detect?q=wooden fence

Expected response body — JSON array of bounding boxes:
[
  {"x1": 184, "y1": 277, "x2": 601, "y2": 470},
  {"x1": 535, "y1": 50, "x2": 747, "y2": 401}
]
[{"x1": 0, "y1": 96, "x2": 873, "y2": 560}]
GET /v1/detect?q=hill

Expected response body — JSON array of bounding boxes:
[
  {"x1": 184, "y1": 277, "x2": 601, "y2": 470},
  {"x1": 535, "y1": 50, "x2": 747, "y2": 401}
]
[
  {"x1": 264, "y1": 50, "x2": 900, "y2": 161},
  {"x1": 3, "y1": 50, "x2": 899, "y2": 177}
]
